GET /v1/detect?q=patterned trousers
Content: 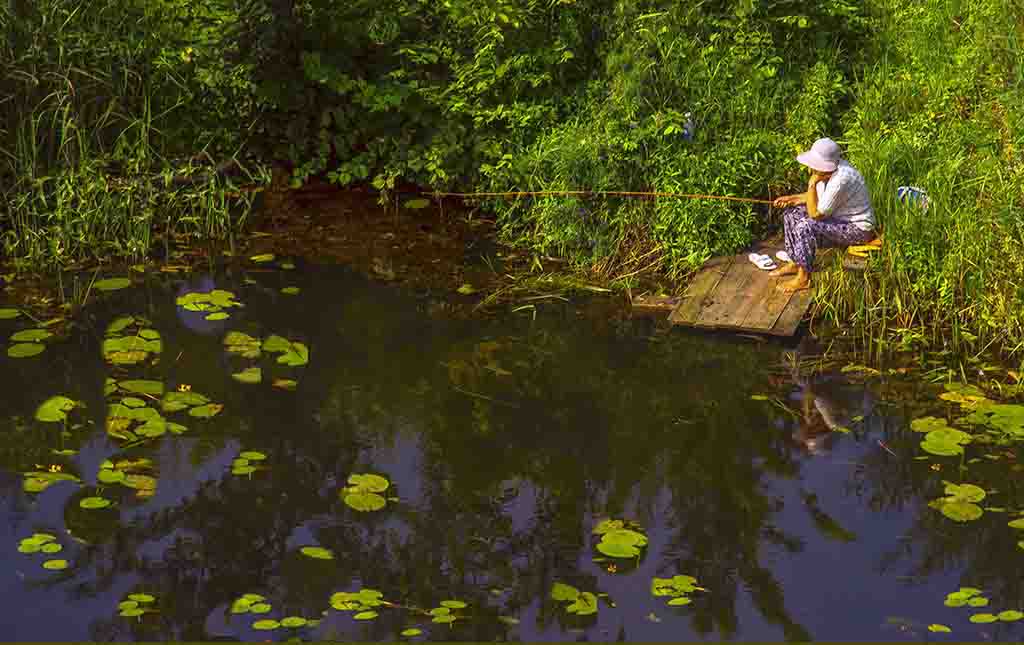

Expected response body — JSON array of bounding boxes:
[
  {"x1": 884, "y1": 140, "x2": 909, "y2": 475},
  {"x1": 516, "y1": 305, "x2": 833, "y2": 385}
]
[{"x1": 783, "y1": 205, "x2": 875, "y2": 272}]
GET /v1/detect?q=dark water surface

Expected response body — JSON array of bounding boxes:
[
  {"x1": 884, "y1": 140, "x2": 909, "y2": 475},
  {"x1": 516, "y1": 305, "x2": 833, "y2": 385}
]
[{"x1": 1, "y1": 263, "x2": 1022, "y2": 641}]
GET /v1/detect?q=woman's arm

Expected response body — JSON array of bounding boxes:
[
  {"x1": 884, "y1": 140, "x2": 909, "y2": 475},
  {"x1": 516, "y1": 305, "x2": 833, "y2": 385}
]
[{"x1": 806, "y1": 173, "x2": 828, "y2": 219}]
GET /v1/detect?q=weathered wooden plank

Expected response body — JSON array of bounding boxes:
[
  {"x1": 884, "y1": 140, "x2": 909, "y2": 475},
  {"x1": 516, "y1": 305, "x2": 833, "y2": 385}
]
[
  {"x1": 694, "y1": 261, "x2": 759, "y2": 327},
  {"x1": 739, "y1": 275, "x2": 793, "y2": 331},
  {"x1": 713, "y1": 261, "x2": 774, "y2": 328},
  {"x1": 771, "y1": 288, "x2": 813, "y2": 336},
  {"x1": 668, "y1": 256, "x2": 733, "y2": 325}
]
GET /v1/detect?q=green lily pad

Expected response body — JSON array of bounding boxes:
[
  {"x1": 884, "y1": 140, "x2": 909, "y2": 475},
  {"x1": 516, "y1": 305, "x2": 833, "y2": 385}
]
[
  {"x1": 945, "y1": 483, "x2": 986, "y2": 502},
  {"x1": 252, "y1": 619, "x2": 280, "y2": 630},
  {"x1": 300, "y1": 546, "x2": 334, "y2": 560},
  {"x1": 98, "y1": 468, "x2": 127, "y2": 484},
  {"x1": 240, "y1": 451, "x2": 267, "y2": 461},
  {"x1": 128, "y1": 593, "x2": 155, "y2": 603},
  {"x1": 119, "y1": 607, "x2": 146, "y2": 617},
  {"x1": 119, "y1": 601, "x2": 139, "y2": 611},
  {"x1": 921, "y1": 440, "x2": 964, "y2": 456},
  {"x1": 456, "y1": 284, "x2": 477, "y2": 295},
  {"x1": 551, "y1": 582, "x2": 580, "y2": 602},
  {"x1": 348, "y1": 473, "x2": 390, "y2": 492},
  {"x1": 281, "y1": 287, "x2": 300, "y2": 295},
  {"x1": 431, "y1": 615, "x2": 455, "y2": 624},
  {"x1": 343, "y1": 491, "x2": 386, "y2": 512},
  {"x1": 250, "y1": 254, "x2": 276, "y2": 263},
  {"x1": 404, "y1": 198, "x2": 430, "y2": 209},
  {"x1": 205, "y1": 312, "x2": 230, "y2": 321},
  {"x1": 354, "y1": 611, "x2": 379, "y2": 620},
  {"x1": 161, "y1": 391, "x2": 210, "y2": 412},
  {"x1": 566, "y1": 591, "x2": 598, "y2": 615},
  {"x1": 262, "y1": 335, "x2": 292, "y2": 353},
  {"x1": 42, "y1": 559, "x2": 68, "y2": 570},
  {"x1": 233, "y1": 466, "x2": 257, "y2": 476},
  {"x1": 94, "y1": 278, "x2": 132, "y2": 291},
  {"x1": 937, "y1": 501, "x2": 983, "y2": 522},
  {"x1": 429, "y1": 607, "x2": 450, "y2": 617},
  {"x1": 0, "y1": 308, "x2": 21, "y2": 319},
  {"x1": 968, "y1": 597, "x2": 989, "y2": 607},
  {"x1": 998, "y1": 610, "x2": 1024, "y2": 621},
  {"x1": 281, "y1": 616, "x2": 307, "y2": 628},
  {"x1": 11, "y1": 328, "x2": 53, "y2": 342},
  {"x1": 41, "y1": 542, "x2": 62, "y2": 554},
  {"x1": 231, "y1": 598, "x2": 253, "y2": 613},
  {"x1": 8, "y1": 343, "x2": 45, "y2": 358},
  {"x1": 107, "y1": 317, "x2": 135, "y2": 334},
  {"x1": 667, "y1": 596, "x2": 693, "y2": 606},
  {"x1": 35, "y1": 396, "x2": 77, "y2": 422},
  {"x1": 1009, "y1": 518, "x2": 1024, "y2": 529},
  {"x1": 596, "y1": 540, "x2": 640, "y2": 558},
  {"x1": 277, "y1": 342, "x2": 309, "y2": 367},
  {"x1": 119, "y1": 380, "x2": 164, "y2": 395},
  {"x1": 593, "y1": 519, "x2": 624, "y2": 534},
  {"x1": 250, "y1": 602, "x2": 272, "y2": 613},
  {"x1": 969, "y1": 613, "x2": 997, "y2": 624},
  {"x1": 189, "y1": 403, "x2": 224, "y2": 418},
  {"x1": 80, "y1": 496, "x2": 112, "y2": 509},
  {"x1": 401, "y1": 628, "x2": 423, "y2": 636},
  {"x1": 927, "y1": 624, "x2": 951, "y2": 633},
  {"x1": 441, "y1": 600, "x2": 467, "y2": 609},
  {"x1": 281, "y1": 262, "x2": 296, "y2": 270},
  {"x1": 23, "y1": 471, "x2": 80, "y2": 493},
  {"x1": 232, "y1": 367, "x2": 262, "y2": 384}
]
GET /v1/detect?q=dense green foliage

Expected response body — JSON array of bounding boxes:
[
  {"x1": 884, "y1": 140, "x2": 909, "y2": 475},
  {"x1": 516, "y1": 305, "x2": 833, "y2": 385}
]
[{"x1": 2, "y1": 0, "x2": 1023, "y2": 355}]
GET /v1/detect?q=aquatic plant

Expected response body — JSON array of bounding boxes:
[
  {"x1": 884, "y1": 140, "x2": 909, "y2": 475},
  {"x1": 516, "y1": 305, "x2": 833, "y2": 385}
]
[
  {"x1": 650, "y1": 575, "x2": 706, "y2": 607},
  {"x1": 118, "y1": 593, "x2": 157, "y2": 618},
  {"x1": 592, "y1": 518, "x2": 648, "y2": 558},
  {"x1": 330, "y1": 588, "x2": 386, "y2": 620},
  {"x1": 928, "y1": 483, "x2": 986, "y2": 522},
  {"x1": 550, "y1": 582, "x2": 598, "y2": 616},
  {"x1": 340, "y1": 473, "x2": 393, "y2": 512},
  {"x1": 176, "y1": 289, "x2": 244, "y2": 321},
  {"x1": 232, "y1": 451, "x2": 266, "y2": 476}
]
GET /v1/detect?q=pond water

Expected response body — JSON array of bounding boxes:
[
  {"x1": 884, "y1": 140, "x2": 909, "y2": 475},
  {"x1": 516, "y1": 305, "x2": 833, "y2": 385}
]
[{"x1": 1, "y1": 260, "x2": 1023, "y2": 641}]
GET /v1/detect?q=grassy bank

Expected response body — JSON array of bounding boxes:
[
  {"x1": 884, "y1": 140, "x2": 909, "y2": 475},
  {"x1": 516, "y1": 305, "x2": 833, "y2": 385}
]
[{"x1": 1, "y1": 0, "x2": 1022, "y2": 359}]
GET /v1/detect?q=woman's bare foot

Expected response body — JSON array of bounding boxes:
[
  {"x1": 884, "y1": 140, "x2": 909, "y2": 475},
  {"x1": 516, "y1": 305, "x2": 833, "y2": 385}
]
[
  {"x1": 768, "y1": 262, "x2": 799, "y2": 277},
  {"x1": 777, "y1": 272, "x2": 811, "y2": 293}
]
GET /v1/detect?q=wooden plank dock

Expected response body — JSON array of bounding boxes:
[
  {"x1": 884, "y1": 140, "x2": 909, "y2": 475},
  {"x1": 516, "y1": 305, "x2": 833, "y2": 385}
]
[{"x1": 664, "y1": 236, "x2": 853, "y2": 337}]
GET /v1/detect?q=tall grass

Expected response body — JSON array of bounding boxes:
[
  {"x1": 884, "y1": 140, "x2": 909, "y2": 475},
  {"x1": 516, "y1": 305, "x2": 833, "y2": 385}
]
[
  {"x1": 0, "y1": 0, "x2": 263, "y2": 270},
  {"x1": 812, "y1": 0, "x2": 1024, "y2": 360}
]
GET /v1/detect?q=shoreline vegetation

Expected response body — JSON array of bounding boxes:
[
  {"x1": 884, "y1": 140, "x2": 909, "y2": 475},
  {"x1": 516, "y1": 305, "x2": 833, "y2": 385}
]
[{"x1": 2, "y1": 0, "x2": 1022, "y2": 363}]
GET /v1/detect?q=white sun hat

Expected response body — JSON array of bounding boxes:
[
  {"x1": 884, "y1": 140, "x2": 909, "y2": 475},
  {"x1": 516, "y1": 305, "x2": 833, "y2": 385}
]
[{"x1": 797, "y1": 138, "x2": 842, "y2": 172}]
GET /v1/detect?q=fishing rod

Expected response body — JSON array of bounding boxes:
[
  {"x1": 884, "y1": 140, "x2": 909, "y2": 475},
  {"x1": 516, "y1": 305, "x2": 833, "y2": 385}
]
[{"x1": 422, "y1": 189, "x2": 775, "y2": 205}]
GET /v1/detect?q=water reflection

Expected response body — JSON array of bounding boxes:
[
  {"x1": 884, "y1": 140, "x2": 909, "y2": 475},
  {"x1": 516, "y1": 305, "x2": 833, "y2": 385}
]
[{"x1": 0, "y1": 266, "x2": 1021, "y2": 641}]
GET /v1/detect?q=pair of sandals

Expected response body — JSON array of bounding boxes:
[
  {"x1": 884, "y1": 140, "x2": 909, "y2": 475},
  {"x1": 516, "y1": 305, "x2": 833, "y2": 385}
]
[{"x1": 748, "y1": 250, "x2": 792, "y2": 271}]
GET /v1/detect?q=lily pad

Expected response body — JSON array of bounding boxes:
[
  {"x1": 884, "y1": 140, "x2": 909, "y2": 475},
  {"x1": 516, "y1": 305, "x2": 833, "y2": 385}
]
[
  {"x1": 401, "y1": 628, "x2": 423, "y2": 636},
  {"x1": 8, "y1": 343, "x2": 45, "y2": 358},
  {"x1": 240, "y1": 451, "x2": 267, "y2": 461},
  {"x1": 970, "y1": 613, "x2": 998, "y2": 624},
  {"x1": 41, "y1": 542, "x2": 63, "y2": 554},
  {"x1": 106, "y1": 317, "x2": 135, "y2": 334},
  {"x1": 232, "y1": 367, "x2": 262, "y2": 384},
  {"x1": 343, "y1": 491, "x2": 386, "y2": 512},
  {"x1": 0, "y1": 308, "x2": 21, "y2": 319},
  {"x1": 998, "y1": 610, "x2": 1024, "y2": 621},
  {"x1": 1008, "y1": 518, "x2": 1024, "y2": 529},
  {"x1": 11, "y1": 328, "x2": 53, "y2": 342},
  {"x1": 281, "y1": 616, "x2": 307, "y2": 628},
  {"x1": 224, "y1": 331, "x2": 262, "y2": 358},
  {"x1": 80, "y1": 496, "x2": 112, "y2": 509},
  {"x1": 94, "y1": 278, "x2": 132, "y2": 291},
  {"x1": 205, "y1": 312, "x2": 230, "y2": 321},
  {"x1": 551, "y1": 582, "x2": 580, "y2": 602},
  {"x1": 262, "y1": 335, "x2": 292, "y2": 353},
  {"x1": 128, "y1": 593, "x2": 155, "y2": 603},
  {"x1": 277, "y1": 342, "x2": 309, "y2": 367},
  {"x1": 119, "y1": 380, "x2": 164, "y2": 396},
  {"x1": 945, "y1": 483, "x2": 987, "y2": 502},
  {"x1": 252, "y1": 619, "x2": 280, "y2": 630},
  {"x1": 250, "y1": 254, "x2": 276, "y2": 263},
  {"x1": 348, "y1": 473, "x2": 390, "y2": 492},
  {"x1": 189, "y1": 403, "x2": 224, "y2": 418},
  {"x1": 927, "y1": 624, "x2": 952, "y2": 633},
  {"x1": 250, "y1": 603, "x2": 272, "y2": 613},
  {"x1": 566, "y1": 591, "x2": 598, "y2": 615},
  {"x1": 281, "y1": 287, "x2": 300, "y2": 295},
  {"x1": 354, "y1": 611, "x2": 379, "y2": 620},
  {"x1": 440, "y1": 600, "x2": 467, "y2": 609},
  {"x1": 35, "y1": 396, "x2": 77, "y2": 422},
  {"x1": 161, "y1": 391, "x2": 210, "y2": 412},
  {"x1": 456, "y1": 284, "x2": 477, "y2": 295},
  {"x1": 42, "y1": 559, "x2": 68, "y2": 570},
  {"x1": 272, "y1": 378, "x2": 298, "y2": 390},
  {"x1": 404, "y1": 198, "x2": 430, "y2": 209},
  {"x1": 300, "y1": 546, "x2": 334, "y2": 560},
  {"x1": 968, "y1": 597, "x2": 989, "y2": 607}
]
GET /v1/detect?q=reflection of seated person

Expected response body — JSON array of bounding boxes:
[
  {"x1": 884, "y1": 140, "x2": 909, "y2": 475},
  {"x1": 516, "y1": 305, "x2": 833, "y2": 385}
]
[{"x1": 787, "y1": 356, "x2": 875, "y2": 454}]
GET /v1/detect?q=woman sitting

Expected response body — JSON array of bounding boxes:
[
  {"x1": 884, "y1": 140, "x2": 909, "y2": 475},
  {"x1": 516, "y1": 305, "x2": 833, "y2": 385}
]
[{"x1": 771, "y1": 138, "x2": 876, "y2": 292}]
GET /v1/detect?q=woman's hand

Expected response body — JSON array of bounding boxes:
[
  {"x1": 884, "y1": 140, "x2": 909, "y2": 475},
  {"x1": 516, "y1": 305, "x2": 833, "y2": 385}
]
[{"x1": 773, "y1": 195, "x2": 793, "y2": 208}]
